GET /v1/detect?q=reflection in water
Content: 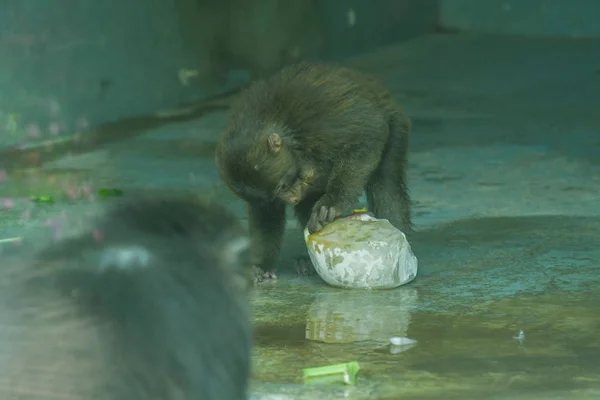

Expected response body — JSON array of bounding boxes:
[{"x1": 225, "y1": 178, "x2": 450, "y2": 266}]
[
  {"x1": 389, "y1": 337, "x2": 418, "y2": 354},
  {"x1": 305, "y1": 288, "x2": 418, "y2": 345}
]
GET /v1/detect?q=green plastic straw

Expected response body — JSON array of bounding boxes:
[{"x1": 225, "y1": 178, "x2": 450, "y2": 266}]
[
  {"x1": 303, "y1": 361, "x2": 360, "y2": 385},
  {"x1": 98, "y1": 188, "x2": 124, "y2": 197},
  {"x1": 30, "y1": 195, "x2": 55, "y2": 204}
]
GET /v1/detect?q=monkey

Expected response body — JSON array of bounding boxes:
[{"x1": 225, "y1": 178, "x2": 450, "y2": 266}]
[
  {"x1": 0, "y1": 197, "x2": 253, "y2": 400},
  {"x1": 173, "y1": 0, "x2": 324, "y2": 88},
  {"x1": 215, "y1": 62, "x2": 412, "y2": 281}
]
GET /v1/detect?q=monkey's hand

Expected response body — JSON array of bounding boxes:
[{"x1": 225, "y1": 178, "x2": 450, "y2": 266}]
[{"x1": 307, "y1": 195, "x2": 339, "y2": 233}]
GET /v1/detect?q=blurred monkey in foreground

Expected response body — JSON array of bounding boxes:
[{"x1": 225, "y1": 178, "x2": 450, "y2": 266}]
[{"x1": 0, "y1": 197, "x2": 253, "y2": 400}]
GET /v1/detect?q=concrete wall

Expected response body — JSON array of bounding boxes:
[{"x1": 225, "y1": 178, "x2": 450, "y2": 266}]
[
  {"x1": 2, "y1": 0, "x2": 599, "y2": 148},
  {"x1": 319, "y1": 0, "x2": 438, "y2": 61},
  {"x1": 0, "y1": 0, "x2": 439, "y2": 148},
  {"x1": 440, "y1": 0, "x2": 600, "y2": 38},
  {"x1": 0, "y1": 0, "x2": 208, "y2": 147}
]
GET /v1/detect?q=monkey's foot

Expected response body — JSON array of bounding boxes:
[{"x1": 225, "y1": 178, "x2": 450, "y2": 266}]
[
  {"x1": 253, "y1": 266, "x2": 278, "y2": 283},
  {"x1": 294, "y1": 257, "x2": 315, "y2": 276}
]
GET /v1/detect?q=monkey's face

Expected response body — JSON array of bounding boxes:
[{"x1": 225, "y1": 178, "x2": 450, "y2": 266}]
[
  {"x1": 275, "y1": 165, "x2": 317, "y2": 206},
  {"x1": 217, "y1": 129, "x2": 307, "y2": 205},
  {"x1": 248, "y1": 148, "x2": 301, "y2": 205},
  {"x1": 274, "y1": 166, "x2": 303, "y2": 205},
  {"x1": 251, "y1": 135, "x2": 315, "y2": 206}
]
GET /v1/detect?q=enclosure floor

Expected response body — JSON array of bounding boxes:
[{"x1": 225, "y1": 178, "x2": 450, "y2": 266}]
[{"x1": 1, "y1": 33, "x2": 599, "y2": 399}]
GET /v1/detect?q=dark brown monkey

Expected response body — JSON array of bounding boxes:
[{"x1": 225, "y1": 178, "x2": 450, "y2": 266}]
[
  {"x1": 174, "y1": 0, "x2": 324, "y2": 87},
  {"x1": 215, "y1": 62, "x2": 412, "y2": 280},
  {"x1": 0, "y1": 197, "x2": 252, "y2": 400}
]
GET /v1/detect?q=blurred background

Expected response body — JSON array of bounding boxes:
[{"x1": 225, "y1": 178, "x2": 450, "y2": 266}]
[
  {"x1": 1, "y1": 3, "x2": 599, "y2": 398},
  {"x1": 1, "y1": 0, "x2": 598, "y2": 150}
]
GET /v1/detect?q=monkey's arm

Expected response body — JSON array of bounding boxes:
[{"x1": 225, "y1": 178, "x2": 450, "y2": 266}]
[
  {"x1": 307, "y1": 154, "x2": 380, "y2": 233},
  {"x1": 248, "y1": 201, "x2": 286, "y2": 280}
]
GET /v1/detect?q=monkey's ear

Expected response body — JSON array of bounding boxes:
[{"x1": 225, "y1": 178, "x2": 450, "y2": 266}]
[{"x1": 267, "y1": 133, "x2": 283, "y2": 153}]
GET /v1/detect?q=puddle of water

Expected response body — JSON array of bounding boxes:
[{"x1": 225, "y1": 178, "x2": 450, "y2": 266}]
[
  {"x1": 250, "y1": 279, "x2": 600, "y2": 399},
  {"x1": 247, "y1": 215, "x2": 600, "y2": 399}
]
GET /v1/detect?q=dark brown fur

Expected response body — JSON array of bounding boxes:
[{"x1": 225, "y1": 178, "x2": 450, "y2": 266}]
[
  {"x1": 0, "y1": 197, "x2": 252, "y2": 400},
  {"x1": 215, "y1": 62, "x2": 412, "y2": 279}
]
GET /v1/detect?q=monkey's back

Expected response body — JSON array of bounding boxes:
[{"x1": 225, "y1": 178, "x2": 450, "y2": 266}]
[{"x1": 229, "y1": 63, "x2": 399, "y2": 152}]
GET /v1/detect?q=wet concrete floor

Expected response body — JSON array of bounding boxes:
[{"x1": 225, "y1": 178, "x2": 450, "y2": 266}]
[{"x1": 1, "y1": 33, "x2": 599, "y2": 399}]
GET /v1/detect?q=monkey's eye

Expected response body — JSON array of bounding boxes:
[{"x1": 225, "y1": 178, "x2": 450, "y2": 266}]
[
  {"x1": 274, "y1": 181, "x2": 289, "y2": 197},
  {"x1": 275, "y1": 174, "x2": 296, "y2": 195},
  {"x1": 273, "y1": 169, "x2": 300, "y2": 199}
]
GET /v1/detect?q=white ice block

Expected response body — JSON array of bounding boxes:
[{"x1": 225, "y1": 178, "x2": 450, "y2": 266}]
[{"x1": 303, "y1": 213, "x2": 418, "y2": 289}]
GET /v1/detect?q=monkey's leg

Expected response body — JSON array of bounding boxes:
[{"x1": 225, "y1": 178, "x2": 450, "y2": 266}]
[
  {"x1": 248, "y1": 201, "x2": 286, "y2": 282},
  {"x1": 366, "y1": 112, "x2": 413, "y2": 233}
]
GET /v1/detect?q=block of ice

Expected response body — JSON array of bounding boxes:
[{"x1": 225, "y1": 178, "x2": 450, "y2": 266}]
[{"x1": 303, "y1": 213, "x2": 418, "y2": 289}]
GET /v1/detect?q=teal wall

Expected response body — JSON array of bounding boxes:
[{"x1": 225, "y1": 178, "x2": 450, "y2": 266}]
[
  {"x1": 0, "y1": 0, "x2": 438, "y2": 146},
  {"x1": 1, "y1": 0, "x2": 598, "y2": 147},
  {"x1": 440, "y1": 0, "x2": 600, "y2": 38},
  {"x1": 319, "y1": 0, "x2": 439, "y2": 60}
]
